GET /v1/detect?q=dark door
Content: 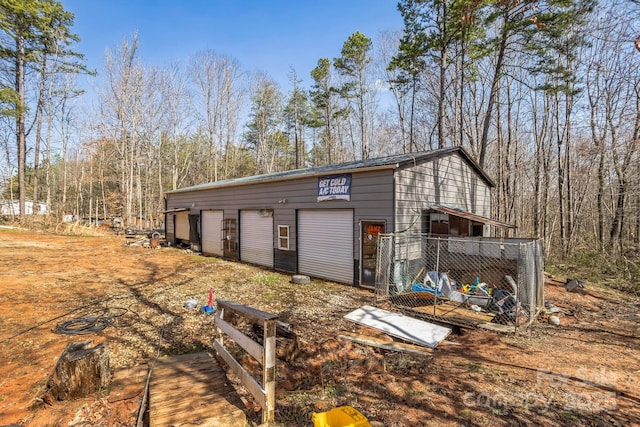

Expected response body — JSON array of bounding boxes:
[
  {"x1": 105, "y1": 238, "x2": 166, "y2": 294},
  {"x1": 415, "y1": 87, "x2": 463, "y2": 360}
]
[
  {"x1": 189, "y1": 214, "x2": 200, "y2": 252},
  {"x1": 361, "y1": 221, "x2": 385, "y2": 287}
]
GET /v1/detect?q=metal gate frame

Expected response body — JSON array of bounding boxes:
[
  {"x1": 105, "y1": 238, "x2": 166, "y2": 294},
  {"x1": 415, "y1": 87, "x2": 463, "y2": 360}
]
[{"x1": 376, "y1": 234, "x2": 544, "y2": 333}]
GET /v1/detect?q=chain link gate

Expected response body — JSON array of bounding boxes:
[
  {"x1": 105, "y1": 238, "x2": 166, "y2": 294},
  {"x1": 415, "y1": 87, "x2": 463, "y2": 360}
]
[{"x1": 375, "y1": 234, "x2": 544, "y2": 333}]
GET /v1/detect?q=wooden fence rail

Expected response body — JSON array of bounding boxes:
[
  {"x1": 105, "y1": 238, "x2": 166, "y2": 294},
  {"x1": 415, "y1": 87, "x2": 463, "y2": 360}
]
[{"x1": 214, "y1": 299, "x2": 277, "y2": 425}]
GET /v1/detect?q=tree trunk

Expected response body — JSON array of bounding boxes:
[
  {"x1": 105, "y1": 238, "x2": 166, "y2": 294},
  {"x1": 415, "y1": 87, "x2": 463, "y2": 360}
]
[
  {"x1": 33, "y1": 54, "x2": 47, "y2": 213},
  {"x1": 596, "y1": 149, "x2": 605, "y2": 251},
  {"x1": 43, "y1": 341, "x2": 110, "y2": 404},
  {"x1": 479, "y1": 17, "x2": 508, "y2": 168},
  {"x1": 438, "y1": 44, "x2": 447, "y2": 149},
  {"x1": 16, "y1": 33, "x2": 26, "y2": 219}
]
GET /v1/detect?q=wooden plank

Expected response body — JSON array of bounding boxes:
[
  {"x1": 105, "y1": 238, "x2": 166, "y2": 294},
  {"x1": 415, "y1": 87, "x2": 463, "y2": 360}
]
[
  {"x1": 338, "y1": 331, "x2": 433, "y2": 355},
  {"x1": 414, "y1": 303, "x2": 495, "y2": 322},
  {"x1": 150, "y1": 371, "x2": 228, "y2": 388},
  {"x1": 212, "y1": 301, "x2": 278, "y2": 424},
  {"x1": 214, "y1": 339, "x2": 267, "y2": 409},
  {"x1": 156, "y1": 352, "x2": 212, "y2": 363},
  {"x1": 151, "y1": 373, "x2": 228, "y2": 387},
  {"x1": 477, "y1": 322, "x2": 515, "y2": 333},
  {"x1": 152, "y1": 360, "x2": 219, "y2": 372},
  {"x1": 150, "y1": 385, "x2": 224, "y2": 402},
  {"x1": 216, "y1": 314, "x2": 264, "y2": 362},
  {"x1": 152, "y1": 362, "x2": 219, "y2": 376},
  {"x1": 217, "y1": 299, "x2": 279, "y2": 323},
  {"x1": 149, "y1": 352, "x2": 246, "y2": 427},
  {"x1": 153, "y1": 408, "x2": 246, "y2": 427},
  {"x1": 344, "y1": 305, "x2": 451, "y2": 348},
  {"x1": 151, "y1": 363, "x2": 221, "y2": 377},
  {"x1": 151, "y1": 381, "x2": 239, "y2": 404},
  {"x1": 151, "y1": 395, "x2": 243, "y2": 418}
]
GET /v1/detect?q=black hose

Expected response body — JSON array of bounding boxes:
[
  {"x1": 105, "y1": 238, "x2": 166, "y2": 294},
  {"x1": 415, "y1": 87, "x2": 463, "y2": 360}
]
[{"x1": 53, "y1": 315, "x2": 114, "y2": 335}]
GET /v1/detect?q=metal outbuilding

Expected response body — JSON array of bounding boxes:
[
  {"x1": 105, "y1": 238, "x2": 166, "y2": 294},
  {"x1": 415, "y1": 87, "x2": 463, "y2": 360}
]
[{"x1": 164, "y1": 147, "x2": 506, "y2": 286}]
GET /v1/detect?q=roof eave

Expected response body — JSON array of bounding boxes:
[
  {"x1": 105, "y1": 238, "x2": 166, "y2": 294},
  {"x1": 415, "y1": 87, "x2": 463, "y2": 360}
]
[{"x1": 166, "y1": 163, "x2": 399, "y2": 195}]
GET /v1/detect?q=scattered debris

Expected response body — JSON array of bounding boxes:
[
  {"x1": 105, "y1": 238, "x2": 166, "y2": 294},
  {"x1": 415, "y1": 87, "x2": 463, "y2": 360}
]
[
  {"x1": 338, "y1": 331, "x2": 432, "y2": 356},
  {"x1": 545, "y1": 301, "x2": 563, "y2": 314},
  {"x1": 344, "y1": 306, "x2": 451, "y2": 349},
  {"x1": 566, "y1": 278, "x2": 585, "y2": 293},
  {"x1": 184, "y1": 298, "x2": 199, "y2": 309}
]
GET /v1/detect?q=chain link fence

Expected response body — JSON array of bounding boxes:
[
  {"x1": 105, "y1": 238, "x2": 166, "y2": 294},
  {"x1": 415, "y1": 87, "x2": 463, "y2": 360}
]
[{"x1": 375, "y1": 234, "x2": 544, "y2": 333}]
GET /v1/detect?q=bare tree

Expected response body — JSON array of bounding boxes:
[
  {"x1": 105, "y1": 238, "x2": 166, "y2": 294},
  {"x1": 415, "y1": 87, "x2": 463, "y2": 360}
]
[
  {"x1": 100, "y1": 33, "x2": 143, "y2": 225},
  {"x1": 188, "y1": 50, "x2": 244, "y2": 182}
]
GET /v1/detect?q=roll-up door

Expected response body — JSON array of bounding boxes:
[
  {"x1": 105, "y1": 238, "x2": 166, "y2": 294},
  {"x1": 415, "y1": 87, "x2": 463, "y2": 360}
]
[
  {"x1": 240, "y1": 210, "x2": 274, "y2": 267},
  {"x1": 175, "y1": 211, "x2": 190, "y2": 241},
  {"x1": 201, "y1": 210, "x2": 223, "y2": 256},
  {"x1": 298, "y1": 210, "x2": 353, "y2": 283}
]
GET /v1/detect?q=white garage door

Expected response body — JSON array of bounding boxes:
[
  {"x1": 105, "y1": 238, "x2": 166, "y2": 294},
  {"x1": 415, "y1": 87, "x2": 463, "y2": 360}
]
[
  {"x1": 175, "y1": 211, "x2": 190, "y2": 241},
  {"x1": 201, "y1": 210, "x2": 223, "y2": 256},
  {"x1": 298, "y1": 210, "x2": 353, "y2": 283},
  {"x1": 240, "y1": 210, "x2": 274, "y2": 267}
]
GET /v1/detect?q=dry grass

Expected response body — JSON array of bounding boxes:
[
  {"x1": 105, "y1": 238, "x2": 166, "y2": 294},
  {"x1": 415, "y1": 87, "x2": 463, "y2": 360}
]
[{"x1": 1, "y1": 229, "x2": 638, "y2": 427}]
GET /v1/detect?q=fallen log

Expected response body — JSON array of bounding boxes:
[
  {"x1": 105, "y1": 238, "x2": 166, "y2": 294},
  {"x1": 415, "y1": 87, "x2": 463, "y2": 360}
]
[{"x1": 43, "y1": 341, "x2": 110, "y2": 404}]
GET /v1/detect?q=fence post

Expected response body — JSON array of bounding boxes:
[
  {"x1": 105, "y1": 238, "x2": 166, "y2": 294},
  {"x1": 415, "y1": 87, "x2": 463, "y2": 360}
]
[
  {"x1": 262, "y1": 318, "x2": 276, "y2": 424},
  {"x1": 433, "y1": 237, "x2": 441, "y2": 315}
]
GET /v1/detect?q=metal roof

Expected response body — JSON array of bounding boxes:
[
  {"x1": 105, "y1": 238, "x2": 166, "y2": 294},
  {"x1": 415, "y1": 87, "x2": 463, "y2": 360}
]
[
  {"x1": 430, "y1": 205, "x2": 515, "y2": 228},
  {"x1": 166, "y1": 146, "x2": 495, "y2": 194}
]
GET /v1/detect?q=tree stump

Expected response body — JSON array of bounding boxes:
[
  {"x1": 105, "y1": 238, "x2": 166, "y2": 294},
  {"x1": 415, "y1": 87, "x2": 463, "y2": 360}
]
[{"x1": 43, "y1": 341, "x2": 110, "y2": 404}]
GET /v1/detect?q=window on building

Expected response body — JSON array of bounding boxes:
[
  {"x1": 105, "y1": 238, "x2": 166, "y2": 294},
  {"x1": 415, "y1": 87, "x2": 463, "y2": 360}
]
[
  {"x1": 278, "y1": 225, "x2": 290, "y2": 250},
  {"x1": 223, "y1": 219, "x2": 237, "y2": 252}
]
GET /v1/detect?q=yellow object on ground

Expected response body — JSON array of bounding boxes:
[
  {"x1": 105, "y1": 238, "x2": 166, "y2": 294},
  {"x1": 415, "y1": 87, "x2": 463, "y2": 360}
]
[{"x1": 312, "y1": 406, "x2": 372, "y2": 427}]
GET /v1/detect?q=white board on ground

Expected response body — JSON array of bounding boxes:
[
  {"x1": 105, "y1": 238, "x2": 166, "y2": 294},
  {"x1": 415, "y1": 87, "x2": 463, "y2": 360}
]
[{"x1": 344, "y1": 305, "x2": 451, "y2": 349}]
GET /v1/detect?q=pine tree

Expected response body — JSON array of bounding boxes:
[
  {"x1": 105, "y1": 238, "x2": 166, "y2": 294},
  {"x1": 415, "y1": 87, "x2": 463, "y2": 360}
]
[
  {"x1": 0, "y1": 0, "x2": 88, "y2": 218},
  {"x1": 334, "y1": 31, "x2": 373, "y2": 159}
]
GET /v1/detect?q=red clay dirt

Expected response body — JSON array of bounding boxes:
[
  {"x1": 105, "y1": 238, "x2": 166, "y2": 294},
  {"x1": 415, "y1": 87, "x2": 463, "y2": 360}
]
[{"x1": 0, "y1": 227, "x2": 639, "y2": 426}]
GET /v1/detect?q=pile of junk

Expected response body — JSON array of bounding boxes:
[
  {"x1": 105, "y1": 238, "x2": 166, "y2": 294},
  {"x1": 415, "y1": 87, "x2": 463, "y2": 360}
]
[{"x1": 395, "y1": 270, "x2": 525, "y2": 325}]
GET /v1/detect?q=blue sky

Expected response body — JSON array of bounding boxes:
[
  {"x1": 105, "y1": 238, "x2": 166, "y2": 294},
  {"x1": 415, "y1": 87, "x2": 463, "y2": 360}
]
[{"x1": 62, "y1": 0, "x2": 403, "y2": 89}]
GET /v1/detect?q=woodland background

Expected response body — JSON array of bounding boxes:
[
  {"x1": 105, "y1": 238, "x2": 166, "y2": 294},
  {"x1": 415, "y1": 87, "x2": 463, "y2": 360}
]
[{"x1": 1, "y1": 0, "x2": 639, "y2": 267}]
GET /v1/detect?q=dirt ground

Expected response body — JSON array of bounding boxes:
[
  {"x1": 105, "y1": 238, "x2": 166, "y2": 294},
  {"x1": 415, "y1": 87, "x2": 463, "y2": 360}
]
[{"x1": 0, "y1": 226, "x2": 639, "y2": 427}]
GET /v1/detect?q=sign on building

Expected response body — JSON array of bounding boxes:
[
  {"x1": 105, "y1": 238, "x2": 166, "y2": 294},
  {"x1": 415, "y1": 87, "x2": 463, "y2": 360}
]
[{"x1": 317, "y1": 174, "x2": 351, "y2": 202}]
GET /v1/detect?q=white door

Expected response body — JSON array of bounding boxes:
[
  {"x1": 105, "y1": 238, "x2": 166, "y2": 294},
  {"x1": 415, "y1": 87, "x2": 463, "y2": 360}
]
[
  {"x1": 240, "y1": 210, "x2": 274, "y2": 267},
  {"x1": 201, "y1": 210, "x2": 224, "y2": 256},
  {"x1": 298, "y1": 210, "x2": 353, "y2": 283},
  {"x1": 175, "y1": 211, "x2": 190, "y2": 241}
]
